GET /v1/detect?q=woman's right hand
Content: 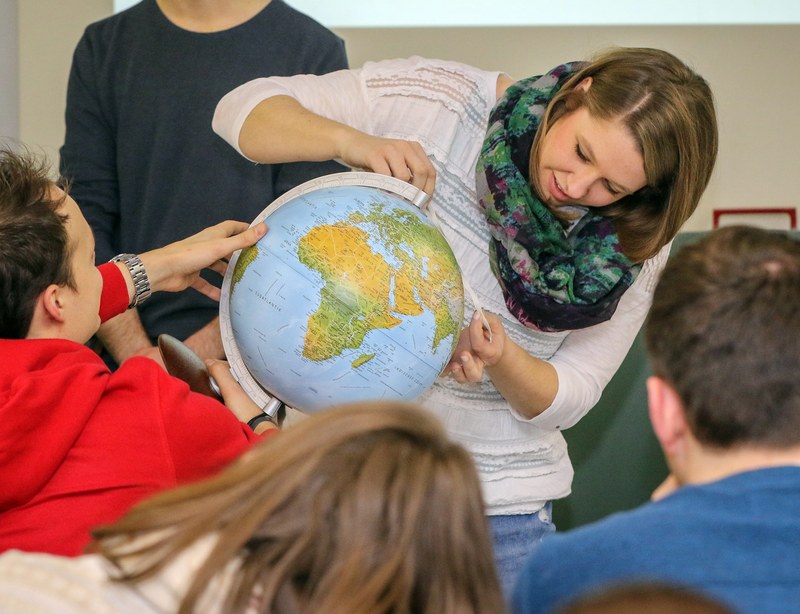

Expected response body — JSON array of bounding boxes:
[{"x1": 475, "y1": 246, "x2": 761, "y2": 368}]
[{"x1": 339, "y1": 132, "x2": 436, "y2": 196}]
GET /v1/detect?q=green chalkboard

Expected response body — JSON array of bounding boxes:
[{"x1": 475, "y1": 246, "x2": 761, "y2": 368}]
[{"x1": 552, "y1": 232, "x2": 706, "y2": 530}]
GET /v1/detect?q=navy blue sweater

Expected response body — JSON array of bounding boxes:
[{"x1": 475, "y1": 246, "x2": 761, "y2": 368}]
[{"x1": 60, "y1": 0, "x2": 347, "y2": 347}]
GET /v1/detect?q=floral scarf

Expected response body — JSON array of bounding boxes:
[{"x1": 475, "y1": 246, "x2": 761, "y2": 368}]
[{"x1": 475, "y1": 62, "x2": 641, "y2": 332}]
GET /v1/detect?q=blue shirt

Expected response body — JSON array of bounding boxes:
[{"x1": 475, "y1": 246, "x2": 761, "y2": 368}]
[{"x1": 512, "y1": 467, "x2": 800, "y2": 613}]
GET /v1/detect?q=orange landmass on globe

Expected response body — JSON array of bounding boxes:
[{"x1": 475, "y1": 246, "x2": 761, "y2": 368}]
[
  {"x1": 298, "y1": 223, "x2": 402, "y2": 361},
  {"x1": 297, "y1": 203, "x2": 463, "y2": 363}
]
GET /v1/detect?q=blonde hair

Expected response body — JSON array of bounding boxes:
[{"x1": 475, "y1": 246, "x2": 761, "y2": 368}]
[
  {"x1": 530, "y1": 47, "x2": 718, "y2": 262},
  {"x1": 91, "y1": 402, "x2": 504, "y2": 613}
]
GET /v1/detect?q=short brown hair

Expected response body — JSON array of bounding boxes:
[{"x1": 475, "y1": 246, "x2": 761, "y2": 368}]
[
  {"x1": 559, "y1": 582, "x2": 733, "y2": 614},
  {"x1": 0, "y1": 146, "x2": 73, "y2": 338},
  {"x1": 645, "y1": 226, "x2": 800, "y2": 448}
]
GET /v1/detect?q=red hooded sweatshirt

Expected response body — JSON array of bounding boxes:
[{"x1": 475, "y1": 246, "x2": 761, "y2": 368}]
[{"x1": 0, "y1": 265, "x2": 264, "y2": 556}]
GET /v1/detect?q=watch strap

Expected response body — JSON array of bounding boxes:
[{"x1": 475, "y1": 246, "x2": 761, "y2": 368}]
[
  {"x1": 246, "y1": 412, "x2": 275, "y2": 431},
  {"x1": 111, "y1": 253, "x2": 152, "y2": 309}
]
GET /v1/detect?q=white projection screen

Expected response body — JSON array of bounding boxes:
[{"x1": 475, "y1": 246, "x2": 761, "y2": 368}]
[{"x1": 113, "y1": 1, "x2": 800, "y2": 26}]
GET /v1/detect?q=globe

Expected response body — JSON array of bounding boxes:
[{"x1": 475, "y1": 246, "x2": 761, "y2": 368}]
[{"x1": 219, "y1": 172, "x2": 464, "y2": 414}]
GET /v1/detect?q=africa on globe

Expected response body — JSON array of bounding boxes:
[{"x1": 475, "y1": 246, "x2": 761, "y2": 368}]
[{"x1": 219, "y1": 173, "x2": 464, "y2": 414}]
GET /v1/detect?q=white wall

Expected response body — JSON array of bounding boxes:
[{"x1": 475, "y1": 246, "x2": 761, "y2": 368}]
[
  {"x1": 118, "y1": 0, "x2": 800, "y2": 27},
  {"x1": 15, "y1": 2, "x2": 800, "y2": 231},
  {"x1": 0, "y1": 0, "x2": 19, "y2": 140},
  {"x1": 337, "y1": 25, "x2": 800, "y2": 232},
  {"x1": 18, "y1": 0, "x2": 109, "y2": 166}
]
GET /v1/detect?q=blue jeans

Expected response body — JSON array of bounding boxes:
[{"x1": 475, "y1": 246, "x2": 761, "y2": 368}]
[{"x1": 489, "y1": 503, "x2": 556, "y2": 600}]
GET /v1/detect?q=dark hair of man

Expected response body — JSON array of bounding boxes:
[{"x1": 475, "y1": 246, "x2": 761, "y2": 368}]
[
  {"x1": 0, "y1": 147, "x2": 73, "y2": 338},
  {"x1": 645, "y1": 226, "x2": 800, "y2": 448},
  {"x1": 558, "y1": 581, "x2": 733, "y2": 614}
]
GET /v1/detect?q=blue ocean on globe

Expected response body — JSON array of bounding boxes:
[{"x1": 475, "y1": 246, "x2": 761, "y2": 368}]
[{"x1": 226, "y1": 181, "x2": 464, "y2": 413}]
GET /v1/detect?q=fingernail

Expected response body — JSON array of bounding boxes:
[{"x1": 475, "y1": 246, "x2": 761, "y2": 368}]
[
  {"x1": 461, "y1": 354, "x2": 469, "y2": 364},
  {"x1": 472, "y1": 310, "x2": 480, "y2": 321}
]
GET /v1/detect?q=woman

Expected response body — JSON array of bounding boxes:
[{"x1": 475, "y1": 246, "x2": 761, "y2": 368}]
[
  {"x1": 0, "y1": 402, "x2": 504, "y2": 613},
  {"x1": 211, "y1": 47, "x2": 718, "y2": 590}
]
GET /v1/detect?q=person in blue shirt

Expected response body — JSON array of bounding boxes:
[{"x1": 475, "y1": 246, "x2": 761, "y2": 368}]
[{"x1": 512, "y1": 225, "x2": 800, "y2": 614}]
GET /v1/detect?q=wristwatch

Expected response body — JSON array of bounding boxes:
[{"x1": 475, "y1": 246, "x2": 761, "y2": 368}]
[
  {"x1": 111, "y1": 253, "x2": 152, "y2": 309},
  {"x1": 246, "y1": 412, "x2": 276, "y2": 431}
]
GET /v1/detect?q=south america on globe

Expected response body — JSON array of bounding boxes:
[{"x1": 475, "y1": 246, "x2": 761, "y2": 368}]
[{"x1": 219, "y1": 173, "x2": 464, "y2": 414}]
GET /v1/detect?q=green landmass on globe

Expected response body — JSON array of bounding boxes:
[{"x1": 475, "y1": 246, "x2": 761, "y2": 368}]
[
  {"x1": 352, "y1": 353, "x2": 376, "y2": 368},
  {"x1": 230, "y1": 244, "x2": 259, "y2": 294}
]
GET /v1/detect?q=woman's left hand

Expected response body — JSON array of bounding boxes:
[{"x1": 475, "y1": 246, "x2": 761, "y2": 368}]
[{"x1": 447, "y1": 311, "x2": 506, "y2": 383}]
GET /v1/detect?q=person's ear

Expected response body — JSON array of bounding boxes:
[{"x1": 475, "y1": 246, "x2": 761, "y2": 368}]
[
  {"x1": 576, "y1": 77, "x2": 592, "y2": 92},
  {"x1": 39, "y1": 284, "x2": 68, "y2": 324},
  {"x1": 647, "y1": 375, "x2": 689, "y2": 458}
]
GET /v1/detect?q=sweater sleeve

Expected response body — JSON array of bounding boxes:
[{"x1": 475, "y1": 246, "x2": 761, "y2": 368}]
[
  {"x1": 59, "y1": 30, "x2": 120, "y2": 266},
  {"x1": 212, "y1": 68, "x2": 370, "y2": 161},
  {"x1": 272, "y1": 37, "x2": 350, "y2": 197},
  {"x1": 98, "y1": 262, "x2": 129, "y2": 322},
  {"x1": 512, "y1": 243, "x2": 672, "y2": 430},
  {"x1": 146, "y1": 361, "x2": 270, "y2": 484}
]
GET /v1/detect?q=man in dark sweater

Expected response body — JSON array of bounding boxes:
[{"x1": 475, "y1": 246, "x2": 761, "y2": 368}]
[{"x1": 60, "y1": 0, "x2": 347, "y2": 367}]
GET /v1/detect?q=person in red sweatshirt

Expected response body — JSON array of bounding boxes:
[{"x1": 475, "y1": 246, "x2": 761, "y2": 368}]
[{"x1": 0, "y1": 147, "x2": 277, "y2": 556}]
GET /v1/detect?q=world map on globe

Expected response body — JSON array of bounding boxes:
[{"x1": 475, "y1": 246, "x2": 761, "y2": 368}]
[{"x1": 219, "y1": 173, "x2": 464, "y2": 414}]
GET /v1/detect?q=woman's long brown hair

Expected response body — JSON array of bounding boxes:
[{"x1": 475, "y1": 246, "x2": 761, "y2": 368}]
[
  {"x1": 529, "y1": 47, "x2": 718, "y2": 262},
  {"x1": 91, "y1": 402, "x2": 505, "y2": 613}
]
